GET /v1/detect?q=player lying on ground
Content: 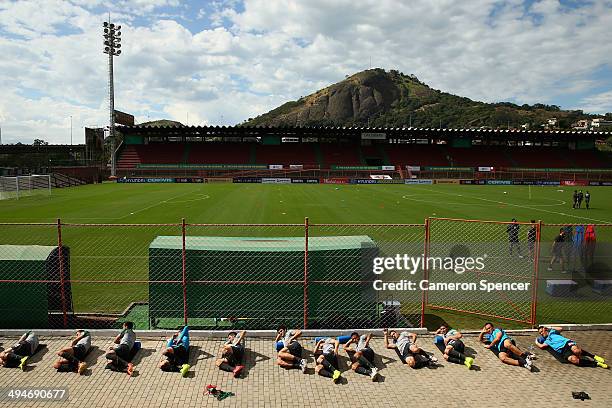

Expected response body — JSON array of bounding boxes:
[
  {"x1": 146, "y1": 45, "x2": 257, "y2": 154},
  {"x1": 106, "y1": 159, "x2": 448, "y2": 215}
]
[
  {"x1": 535, "y1": 326, "x2": 607, "y2": 368},
  {"x1": 479, "y1": 323, "x2": 533, "y2": 370},
  {"x1": 434, "y1": 325, "x2": 474, "y2": 369},
  {"x1": 0, "y1": 331, "x2": 39, "y2": 370},
  {"x1": 343, "y1": 332, "x2": 379, "y2": 381},
  {"x1": 159, "y1": 325, "x2": 190, "y2": 376},
  {"x1": 314, "y1": 337, "x2": 342, "y2": 383},
  {"x1": 105, "y1": 321, "x2": 136, "y2": 376},
  {"x1": 383, "y1": 328, "x2": 437, "y2": 369},
  {"x1": 274, "y1": 326, "x2": 306, "y2": 372},
  {"x1": 215, "y1": 330, "x2": 246, "y2": 378},
  {"x1": 53, "y1": 329, "x2": 90, "y2": 374}
]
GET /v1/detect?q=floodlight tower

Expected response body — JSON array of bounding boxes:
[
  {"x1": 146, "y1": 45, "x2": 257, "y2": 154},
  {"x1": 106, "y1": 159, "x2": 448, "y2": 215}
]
[{"x1": 103, "y1": 19, "x2": 122, "y2": 177}]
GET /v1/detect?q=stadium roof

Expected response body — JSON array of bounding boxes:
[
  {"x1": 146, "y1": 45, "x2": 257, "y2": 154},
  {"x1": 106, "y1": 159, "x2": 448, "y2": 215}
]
[{"x1": 119, "y1": 124, "x2": 608, "y2": 141}]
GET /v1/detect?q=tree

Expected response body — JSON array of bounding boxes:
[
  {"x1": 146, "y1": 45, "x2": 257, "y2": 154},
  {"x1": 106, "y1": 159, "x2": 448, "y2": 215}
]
[{"x1": 33, "y1": 139, "x2": 48, "y2": 146}]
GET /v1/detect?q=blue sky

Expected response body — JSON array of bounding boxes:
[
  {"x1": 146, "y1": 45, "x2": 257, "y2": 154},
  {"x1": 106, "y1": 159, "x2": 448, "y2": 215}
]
[{"x1": 0, "y1": 0, "x2": 611, "y2": 144}]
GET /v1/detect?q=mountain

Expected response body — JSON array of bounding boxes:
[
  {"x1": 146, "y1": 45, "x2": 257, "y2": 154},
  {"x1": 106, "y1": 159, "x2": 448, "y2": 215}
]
[
  {"x1": 243, "y1": 68, "x2": 602, "y2": 130},
  {"x1": 138, "y1": 119, "x2": 183, "y2": 127}
]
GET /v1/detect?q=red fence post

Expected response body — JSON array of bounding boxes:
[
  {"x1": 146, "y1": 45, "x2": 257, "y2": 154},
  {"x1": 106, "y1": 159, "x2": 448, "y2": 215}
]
[
  {"x1": 303, "y1": 217, "x2": 309, "y2": 329},
  {"x1": 56, "y1": 218, "x2": 68, "y2": 329},
  {"x1": 182, "y1": 218, "x2": 188, "y2": 326},
  {"x1": 531, "y1": 220, "x2": 543, "y2": 327},
  {"x1": 420, "y1": 218, "x2": 430, "y2": 328}
]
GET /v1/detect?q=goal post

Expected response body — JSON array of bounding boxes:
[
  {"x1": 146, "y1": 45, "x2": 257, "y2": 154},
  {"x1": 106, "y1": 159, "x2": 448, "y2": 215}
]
[{"x1": 0, "y1": 175, "x2": 52, "y2": 200}]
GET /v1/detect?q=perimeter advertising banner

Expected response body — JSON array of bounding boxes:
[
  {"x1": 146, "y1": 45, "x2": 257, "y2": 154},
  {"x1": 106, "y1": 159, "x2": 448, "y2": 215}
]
[
  {"x1": 117, "y1": 177, "x2": 175, "y2": 183},
  {"x1": 291, "y1": 178, "x2": 319, "y2": 183},
  {"x1": 589, "y1": 181, "x2": 612, "y2": 186},
  {"x1": 404, "y1": 179, "x2": 434, "y2": 185},
  {"x1": 560, "y1": 180, "x2": 589, "y2": 186},
  {"x1": 486, "y1": 180, "x2": 512, "y2": 185},
  {"x1": 322, "y1": 178, "x2": 349, "y2": 184},
  {"x1": 233, "y1": 177, "x2": 262, "y2": 183},
  {"x1": 262, "y1": 178, "x2": 291, "y2": 184}
]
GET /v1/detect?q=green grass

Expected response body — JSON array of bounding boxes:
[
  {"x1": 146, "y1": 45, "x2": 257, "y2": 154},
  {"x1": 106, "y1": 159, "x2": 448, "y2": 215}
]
[{"x1": 0, "y1": 182, "x2": 611, "y2": 329}]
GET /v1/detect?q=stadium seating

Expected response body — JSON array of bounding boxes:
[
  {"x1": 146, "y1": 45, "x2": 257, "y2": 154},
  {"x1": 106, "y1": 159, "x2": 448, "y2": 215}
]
[
  {"x1": 384, "y1": 144, "x2": 450, "y2": 167},
  {"x1": 319, "y1": 143, "x2": 362, "y2": 166},
  {"x1": 254, "y1": 144, "x2": 318, "y2": 166},
  {"x1": 188, "y1": 143, "x2": 252, "y2": 164},
  {"x1": 445, "y1": 146, "x2": 514, "y2": 167}
]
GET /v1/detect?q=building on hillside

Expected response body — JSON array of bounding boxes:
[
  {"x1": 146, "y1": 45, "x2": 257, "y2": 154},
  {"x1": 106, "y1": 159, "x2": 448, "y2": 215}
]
[
  {"x1": 572, "y1": 119, "x2": 589, "y2": 130},
  {"x1": 591, "y1": 118, "x2": 612, "y2": 130}
]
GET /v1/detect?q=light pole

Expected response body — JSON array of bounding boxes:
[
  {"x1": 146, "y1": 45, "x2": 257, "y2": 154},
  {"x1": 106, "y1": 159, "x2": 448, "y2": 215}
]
[
  {"x1": 103, "y1": 18, "x2": 122, "y2": 177},
  {"x1": 70, "y1": 115, "x2": 73, "y2": 145}
]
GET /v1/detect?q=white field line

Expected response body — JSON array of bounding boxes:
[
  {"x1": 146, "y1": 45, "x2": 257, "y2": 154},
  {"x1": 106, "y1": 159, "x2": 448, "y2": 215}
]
[{"x1": 419, "y1": 187, "x2": 612, "y2": 224}]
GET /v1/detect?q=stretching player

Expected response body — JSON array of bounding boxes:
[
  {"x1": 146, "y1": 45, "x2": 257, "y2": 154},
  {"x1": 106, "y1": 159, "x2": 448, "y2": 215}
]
[
  {"x1": 105, "y1": 321, "x2": 136, "y2": 376},
  {"x1": 159, "y1": 325, "x2": 190, "y2": 376},
  {"x1": 536, "y1": 326, "x2": 607, "y2": 368},
  {"x1": 314, "y1": 337, "x2": 342, "y2": 383},
  {"x1": 479, "y1": 323, "x2": 533, "y2": 370},
  {"x1": 53, "y1": 329, "x2": 90, "y2": 374},
  {"x1": 343, "y1": 332, "x2": 379, "y2": 381},
  {"x1": 434, "y1": 324, "x2": 474, "y2": 369},
  {"x1": 0, "y1": 331, "x2": 39, "y2": 370},
  {"x1": 384, "y1": 328, "x2": 437, "y2": 369},
  {"x1": 216, "y1": 330, "x2": 246, "y2": 378},
  {"x1": 274, "y1": 326, "x2": 307, "y2": 372}
]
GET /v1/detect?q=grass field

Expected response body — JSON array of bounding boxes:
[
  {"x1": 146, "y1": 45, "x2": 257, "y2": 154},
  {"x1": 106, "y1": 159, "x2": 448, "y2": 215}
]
[{"x1": 0, "y1": 182, "x2": 610, "y2": 330}]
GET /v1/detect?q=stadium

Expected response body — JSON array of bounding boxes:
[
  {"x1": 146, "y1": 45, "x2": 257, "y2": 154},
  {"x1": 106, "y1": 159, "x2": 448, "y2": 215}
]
[{"x1": 1, "y1": 2, "x2": 612, "y2": 406}]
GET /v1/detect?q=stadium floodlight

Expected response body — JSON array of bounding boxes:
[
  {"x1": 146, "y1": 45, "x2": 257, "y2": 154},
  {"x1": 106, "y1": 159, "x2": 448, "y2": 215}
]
[{"x1": 102, "y1": 17, "x2": 123, "y2": 177}]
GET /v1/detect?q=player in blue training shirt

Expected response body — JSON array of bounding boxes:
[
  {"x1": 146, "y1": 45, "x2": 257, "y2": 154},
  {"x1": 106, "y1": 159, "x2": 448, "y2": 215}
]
[
  {"x1": 479, "y1": 322, "x2": 534, "y2": 370},
  {"x1": 535, "y1": 326, "x2": 607, "y2": 368}
]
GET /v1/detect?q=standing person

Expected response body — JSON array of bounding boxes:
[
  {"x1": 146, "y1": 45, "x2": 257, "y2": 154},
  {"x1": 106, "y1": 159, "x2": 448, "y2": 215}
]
[
  {"x1": 383, "y1": 328, "x2": 437, "y2": 369},
  {"x1": 53, "y1": 329, "x2": 90, "y2": 374},
  {"x1": 548, "y1": 228, "x2": 566, "y2": 273},
  {"x1": 159, "y1": 325, "x2": 190, "y2": 376},
  {"x1": 577, "y1": 190, "x2": 584, "y2": 209},
  {"x1": 105, "y1": 321, "x2": 136, "y2": 376},
  {"x1": 584, "y1": 191, "x2": 591, "y2": 209},
  {"x1": 216, "y1": 330, "x2": 246, "y2": 378},
  {"x1": 479, "y1": 323, "x2": 533, "y2": 370},
  {"x1": 343, "y1": 332, "x2": 379, "y2": 381},
  {"x1": 433, "y1": 325, "x2": 474, "y2": 369},
  {"x1": 314, "y1": 337, "x2": 342, "y2": 383},
  {"x1": 572, "y1": 225, "x2": 585, "y2": 273},
  {"x1": 274, "y1": 326, "x2": 307, "y2": 372},
  {"x1": 535, "y1": 326, "x2": 607, "y2": 368},
  {"x1": 527, "y1": 220, "x2": 537, "y2": 259},
  {"x1": 584, "y1": 224, "x2": 596, "y2": 267},
  {"x1": 0, "y1": 331, "x2": 40, "y2": 370},
  {"x1": 507, "y1": 218, "x2": 523, "y2": 258},
  {"x1": 572, "y1": 190, "x2": 578, "y2": 209}
]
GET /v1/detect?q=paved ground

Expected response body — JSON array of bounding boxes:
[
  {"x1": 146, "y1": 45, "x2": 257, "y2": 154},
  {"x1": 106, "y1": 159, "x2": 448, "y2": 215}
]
[{"x1": 0, "y1": 331, "x2": 610, "y2": 407}]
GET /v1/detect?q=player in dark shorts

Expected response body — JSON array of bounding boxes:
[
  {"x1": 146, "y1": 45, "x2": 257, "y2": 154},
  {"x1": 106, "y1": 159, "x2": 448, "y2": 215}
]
[
  {"x1": 572, "y1": 190, "x2": 578, "y2": 209},
  {"x1": 506, "y1": 218, "x2": 523, "y2": 257},
  {"x1": 105, "y1": 321, "x2": 136, "y2": 376},
  {"x1": 548, "y1": 228, "x2": 566, "y2": 272},
  {"x1": 577, "y1": 190, "x2": 584, "y2": 208},
  {"x1": 274, "y1": 326, "x2": 306, "y2": 372},
  {"x1": 527, "y1": 220, "x2": 537, "y2": 259},
  {"x1": 314, "y1": 337, "x2": 342, "y2": 382},
  {"x1": 434, "y1": 325, "x2": 474, "y2": 369},
  {"x1": 343, "y1": 332, "x2": 379, "y2": 381},
  {"x1": 535, "y1": 326, "x2": 607, "y2": 368},
  {"x1": 384, "y1": 328, "x2": 437, "y2": 369},
  {"x1": 53, "y1": 329, "x2": 90, "y2": 374},
  {"x1": 159, "y1": 325, "x2": 190, "y2": 376},
  {"x1": 215, "y1": 330, "x2": 246, "y2": 378},
  {"x1": 584, "y1": 191, "x2": 590, "y2": 209},
  {"x1": 479, "y1": 323, "x2": 533, "y2": 370},
  {"x1": 0, "y1": 331, "x2": 40, "y2": 370}
]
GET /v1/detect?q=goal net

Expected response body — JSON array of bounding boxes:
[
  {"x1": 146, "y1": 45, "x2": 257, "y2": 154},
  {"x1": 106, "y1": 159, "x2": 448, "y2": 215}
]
[{"x1": 0, "y1": 175, "x2": 52, "y2": 200}]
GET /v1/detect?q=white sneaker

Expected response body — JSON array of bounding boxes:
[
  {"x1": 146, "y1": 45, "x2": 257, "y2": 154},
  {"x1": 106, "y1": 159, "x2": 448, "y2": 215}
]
[
  {"x1": 547, "y1": 266, "x2": 553, "y2": 271},
  {"x1": 299, "y1": 359, "x2": 307, "y2": 373},
  {"x1": 370, "y1": 367, "x2": 378, "y2": 381},
  {"x1": 429, "y1": 355, "x2": 438, "y2": 363},
  {"x1": 524, "y1": 358, "x2": 533, "y2": 371}
]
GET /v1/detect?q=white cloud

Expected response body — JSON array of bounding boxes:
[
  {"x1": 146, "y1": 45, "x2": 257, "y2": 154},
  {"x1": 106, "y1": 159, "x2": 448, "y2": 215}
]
[{"x1": 1, "y1": 0, "x2": 611, "y2": 144}]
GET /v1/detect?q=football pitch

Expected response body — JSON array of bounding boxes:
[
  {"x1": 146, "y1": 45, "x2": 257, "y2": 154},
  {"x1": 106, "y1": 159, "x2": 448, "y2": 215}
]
[
  {"x1": 0, "y1": 182, "x2": 610, "y2": 330},
  {"x1": 1, "y1": 182, "x2": 610, "y2": 225}
]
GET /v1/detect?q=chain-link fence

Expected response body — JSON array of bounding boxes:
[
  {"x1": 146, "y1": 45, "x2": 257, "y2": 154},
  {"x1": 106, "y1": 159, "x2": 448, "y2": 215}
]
[{"x1": 0, "y1": 219, "x2": 610, "y2": 330}]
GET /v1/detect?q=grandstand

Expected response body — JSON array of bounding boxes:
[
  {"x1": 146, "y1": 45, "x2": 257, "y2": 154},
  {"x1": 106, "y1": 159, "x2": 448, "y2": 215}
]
[{"x1": 115, "y1": 125, "x2": 611, "y2": 180}]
